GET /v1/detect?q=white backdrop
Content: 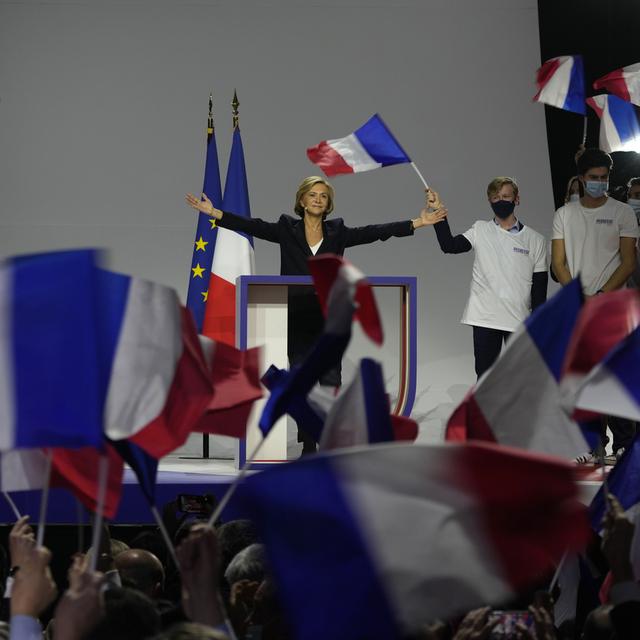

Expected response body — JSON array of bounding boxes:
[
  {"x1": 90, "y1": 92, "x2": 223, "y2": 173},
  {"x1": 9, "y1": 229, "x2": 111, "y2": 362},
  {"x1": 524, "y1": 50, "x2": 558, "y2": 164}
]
[{"x1": 0, "y1": 0, "x2": 556, "y2": 452}]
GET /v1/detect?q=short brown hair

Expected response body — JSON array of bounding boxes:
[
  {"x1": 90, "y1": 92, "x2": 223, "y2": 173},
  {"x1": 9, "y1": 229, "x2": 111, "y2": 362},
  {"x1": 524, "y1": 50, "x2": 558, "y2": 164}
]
[
  {"x1": 294, "y1": 176, "x2": 335, "y2": 217},
  {"x1": 487, "y1": 177, "x2": 519, "y2": 199}
]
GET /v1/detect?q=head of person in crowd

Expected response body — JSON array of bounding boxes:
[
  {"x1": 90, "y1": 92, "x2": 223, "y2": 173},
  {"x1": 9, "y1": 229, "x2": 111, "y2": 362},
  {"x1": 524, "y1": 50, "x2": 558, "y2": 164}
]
[
  {"x1": 564, "y1": 175, "x2": 583, "y2": 203},
  {"x1": 626, "y1": 177, "x2": 640, "y2": 222},
  {"x1": 90, "y1": 586, "x2": 161, "y2": 640},
  {"x1": 294, "y1": 176, "x2": 335, "y2": 219},
  {"x1": 114, "y1": 548, "x2": 165, "y2": 600},
  {"x1": 216, "y1": 519, "x2": 260, "y2": 579},
  {"x1": 576, "y1": 148, "x2": 613, "y2": 201},
  {"x1": 151, "y1": 621, "x2": 229, "y2": 640},
  {"x1": 581, "y1": 604, "x2": 615, "y2": 640},
  {"x1": 85, "y1": 537, "x2": 130, "y2": 573},
  {"x1": 486, "y1": 177, "x2": 520, "y2": 220}
]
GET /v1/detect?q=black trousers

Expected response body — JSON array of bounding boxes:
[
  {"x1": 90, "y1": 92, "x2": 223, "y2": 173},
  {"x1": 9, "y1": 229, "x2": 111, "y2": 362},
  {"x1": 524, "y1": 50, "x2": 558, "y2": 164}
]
[{"x1": 472, "y1": 325, "x2": 511, "y2": 379}]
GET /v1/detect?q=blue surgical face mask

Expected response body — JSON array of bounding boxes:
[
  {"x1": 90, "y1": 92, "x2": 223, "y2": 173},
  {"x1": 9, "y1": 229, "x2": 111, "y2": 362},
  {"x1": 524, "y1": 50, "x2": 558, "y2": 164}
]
[
  {"x1": 584, "y1": 180, "x2": 609, "y2": 198},
  {"x1": 628, "y1": 198, "x2": 640, "y2": 221},
  {"x1": 491, "y1": 199, "x2": 516, "y2": 219}
]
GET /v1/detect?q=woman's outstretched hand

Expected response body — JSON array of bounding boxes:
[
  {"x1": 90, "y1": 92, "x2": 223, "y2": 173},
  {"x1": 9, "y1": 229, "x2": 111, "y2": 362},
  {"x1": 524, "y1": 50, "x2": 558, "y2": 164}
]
[
  {"x1": 413, "y1": 206, "x2": 448, "y2": 229},
  {"x1": 185, "y1": 192, "x2": 223, "y2": 220}
]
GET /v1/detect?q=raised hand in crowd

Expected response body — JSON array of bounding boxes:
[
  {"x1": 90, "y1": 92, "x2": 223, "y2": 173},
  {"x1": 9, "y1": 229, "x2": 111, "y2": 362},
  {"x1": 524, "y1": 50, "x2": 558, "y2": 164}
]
[
  {"x1": 452, "y1": 607, "x2": 498, "y2": 640},
  {"x1": 601, "y1": 493, "x2": 635, "y2": 584},
  {"x1": 185, "y1": 193, "x2": 223, "y2": 220},
  {"x1": 176, "y1": 523, "x2": 224, "y2": 629},
  {"x1": 515, "y1": 605, "x2": 556, "y2": 640},
  {"x1": 417, "y1": 188, "x2": 448, "y2": 227},
  {"x1": 10, "y1": 543, "x2": 57, "y2": 620},
  {"x1": 53, "y1": 553, "x2": 105, "y2": 640},
  {"x1": 8, "y1": 516, "x2": 35, "y2": 569}
]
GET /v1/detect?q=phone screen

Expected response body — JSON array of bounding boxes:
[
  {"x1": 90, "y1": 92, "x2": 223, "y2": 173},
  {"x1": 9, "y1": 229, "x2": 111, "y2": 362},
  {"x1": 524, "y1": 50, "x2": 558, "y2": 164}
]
[
  {"x1": 178, "y1": 494, "x2": 210, "y2": 514},
  {"x1": 488, "y1": 610, "x2": 534, "y2": 637}
]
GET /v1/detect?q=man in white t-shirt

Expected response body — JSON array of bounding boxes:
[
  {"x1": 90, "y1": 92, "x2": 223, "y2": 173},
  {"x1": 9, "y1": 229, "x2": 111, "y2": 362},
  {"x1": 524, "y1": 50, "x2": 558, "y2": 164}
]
[
  {"x1": 430, "y1": 177, "x2": 548, "y2": 378},
  {"x1": 552, "y1": 148, "x2": 639, "y2": 459}
]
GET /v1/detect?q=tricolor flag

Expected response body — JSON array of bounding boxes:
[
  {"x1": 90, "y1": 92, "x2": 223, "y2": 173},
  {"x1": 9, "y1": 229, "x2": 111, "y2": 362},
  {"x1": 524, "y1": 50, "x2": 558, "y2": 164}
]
[
  {"x1": 447, "y1": 279, "x2": 587, "y2": 459},
  {"x1": 533, "y1": 55, "x2": 586, "y2": 115},
  {"x1": 236, "y1": 442, "x2": 589, "y2": 639},
  {"x1": 307, "y1": 114, "x2": 411, "y2": 178},
  {"x1": 560, "y1": 289, "x2": 640, "y2": 423},
  {"x1": 573, "y1": 325, "x2": 640, "y2": 422},
  {"x1": 594, "y1": 63, "x2": 640, "y2": 107},
  {"x1": 587, "y1": 94, "x2": 640, "y2": 153},
  {"x1": 185, "y1": 104, "x2": 223, "y2": 332},
  {"x1": 319, "y1": 359, "x2": 417, "y2": 450},
  {"x1": 202, "y1": 127, "x2": 255, "y2": 345}
]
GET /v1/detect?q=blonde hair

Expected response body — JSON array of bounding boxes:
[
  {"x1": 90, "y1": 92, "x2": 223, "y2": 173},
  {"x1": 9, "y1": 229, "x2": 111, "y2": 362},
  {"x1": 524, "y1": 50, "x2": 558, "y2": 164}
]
[
  {"x1": 294, "y1": 176, "x2": 335, "y2": 217},
  {"x1": 487, "y1": 176, "x2": 519, "y2": 199}
]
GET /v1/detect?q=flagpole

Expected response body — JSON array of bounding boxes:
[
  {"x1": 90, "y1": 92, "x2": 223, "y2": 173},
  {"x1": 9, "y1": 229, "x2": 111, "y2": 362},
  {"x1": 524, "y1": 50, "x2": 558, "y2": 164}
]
[
  {"x1": 89, "y1": 454, "x2": 109, "y2": 572},
  {"x1": 207, "y1": 437, "x2": 267, "y2": 528},
  {"x1": 410, "y1": 162, "x2": 430, "y2": 190},
  {"x1": 36, "y1": 451, "x2": 52, "y2": 547},
  {"x1": 150, "y1": 504, "x2": 180, "y2": 569},
  {"x1": 582, "y1": 116, "x2": 588, "y2": 145},
  {"x1": 3, "y1": 492, "x2": 21, "y2": 520}
]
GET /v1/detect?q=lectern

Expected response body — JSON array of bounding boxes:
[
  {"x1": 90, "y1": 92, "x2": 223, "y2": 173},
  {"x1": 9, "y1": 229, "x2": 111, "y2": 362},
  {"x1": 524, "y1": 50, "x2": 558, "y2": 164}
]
[{"x1": 235, "y1": 275, "x2": 417, "y2": 468}]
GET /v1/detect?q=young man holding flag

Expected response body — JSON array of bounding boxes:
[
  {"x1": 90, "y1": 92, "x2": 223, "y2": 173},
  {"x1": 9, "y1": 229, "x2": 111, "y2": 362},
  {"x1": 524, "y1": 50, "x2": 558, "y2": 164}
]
[{"x1": 428, "y1": 179, "x2": 548, "y2": 378}]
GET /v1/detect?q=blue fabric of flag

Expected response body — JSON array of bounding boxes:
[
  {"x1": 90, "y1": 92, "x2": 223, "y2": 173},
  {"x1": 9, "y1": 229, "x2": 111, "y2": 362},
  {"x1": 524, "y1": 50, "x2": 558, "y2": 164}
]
[
  {"x1": 186, "y1": 133, "x2": 223, "y2": 332},
  {"x1": 563, "y1": 56, "x2": 587, "y2": 115},
  {"x1": 353, "y1": 114, "x2": 411, "y2": 166},
  {"x1": 222, "y1": 128, "x2": 253, "y2": 247},
  {"x1": 525, "y1": 278, "x2": 583, "y2": 381},
  {"x1": 589, "y1": 435, "x2": 640, "y2": 530},
  {"x1": 600, "y1": 326, "x2": 640, "y2": 406},
  {"x1": 360, "y1": 359, "x2": 394, "y2": 443},
  {"x1": 11, "y1": 250, "x2": 104, "y2": 449},
  {"x1": 110, "y1": 439, "x2": 158, "y2": 504},
  {"x1": 261, "y1": 365, "x2": 325, "y2": 442},
  {"x1": 235, "y1": 456, "x2": 401, "y2": 640},
  {"x1": 607, "y1": 95, "x2": 640, "y2": 146}
]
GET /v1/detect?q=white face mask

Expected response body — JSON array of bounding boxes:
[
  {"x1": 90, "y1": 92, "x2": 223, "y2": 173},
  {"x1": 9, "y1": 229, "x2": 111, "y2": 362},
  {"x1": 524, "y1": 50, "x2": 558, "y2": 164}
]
[{"x1": 569, "y1": 193, "x2": 580, "y2": 203}]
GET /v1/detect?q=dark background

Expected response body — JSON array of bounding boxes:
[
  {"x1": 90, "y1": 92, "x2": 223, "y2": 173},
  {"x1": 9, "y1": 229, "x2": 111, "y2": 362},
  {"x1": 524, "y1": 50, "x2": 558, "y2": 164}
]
[{"x1": 538, "y1": 0, "x2": 640, "y2": 207}]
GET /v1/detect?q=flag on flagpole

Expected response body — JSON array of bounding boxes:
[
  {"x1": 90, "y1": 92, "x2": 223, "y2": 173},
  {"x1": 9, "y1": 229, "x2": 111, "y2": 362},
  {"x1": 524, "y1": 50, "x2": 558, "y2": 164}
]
[
  {"x1": 110, "y1": 440, "x2": 158, "y2": 505},
  {"x1": 235, "y1": 441, "x2": 589, "y2": 640},
  {"x1": 573, "y1": 326, "x2": 640, "y2": 422},
  {"x1": 533, "y1": 55, "x2": 586, "y2": 115},
  {"x1": 447, "y1": 279, "x2": 587, "y2": 459},
  {"x1": 594, "y1": 63, "x2": 640, "y2": 107},
  {"x1": 185, "y1": 100, "x2": 224, "y2": 332},
  {"x1": 202, "y1": 125, "x2": 255, "y2": 345},
  {"x1": 307, "y1": 114, "x2": 411, "y2": 177},
  {"x1": 586, "y1": 94, "x2": 640, "y2": 153}
]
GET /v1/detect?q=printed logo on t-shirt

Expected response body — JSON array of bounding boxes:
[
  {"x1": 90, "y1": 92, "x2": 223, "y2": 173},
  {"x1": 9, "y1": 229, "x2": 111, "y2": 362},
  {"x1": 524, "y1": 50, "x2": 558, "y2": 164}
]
[
  {"x1": 513, "y1": 247, "x2": 530, "y2": 255},
  {"x1": 595, "y1": 219, "x2": 614, "y2": 225}
]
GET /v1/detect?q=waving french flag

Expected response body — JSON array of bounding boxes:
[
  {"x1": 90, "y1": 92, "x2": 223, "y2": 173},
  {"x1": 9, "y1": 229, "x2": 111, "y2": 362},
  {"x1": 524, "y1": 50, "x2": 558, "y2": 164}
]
[
  {"x1": 573, "y1": 326, "x2": 640, "y2": 422},
  {"x1": 594, "y1": 63, "x2": 640, "y2": 106},
  {"x1": 307, "y1": 114, "x2": 411, "y2": 177},
  {"x1": 236, "y1": 442, "x2": 589, "y2": 640},
  {"x1": 587, "y1": 94, "x2": 640, "y2": 152},
  {"x1": 533, "y1": 55, "x2": 586, "y2": 115}
]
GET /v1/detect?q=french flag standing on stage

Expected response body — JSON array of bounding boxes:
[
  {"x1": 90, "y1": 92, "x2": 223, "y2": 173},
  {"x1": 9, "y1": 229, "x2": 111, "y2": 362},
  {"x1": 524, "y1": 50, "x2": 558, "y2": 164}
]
[
  {"x1": 594, "y1": 63, "x2": 640, "y2": 106},
  {"x1": 185, "y1": 94, "x2": 224, "y2": 333},
  {"x1": 202, "y1": 94, "x2": 255, "y2": 345},
  {"x1": 533, "y1": 55, "x2": 586, "y2": 115},
  {"x1": 307, "y1": 114, "x2": 411, "y2": 177},
  {"x1": 587, "y1": 94, "x2": 640, "y2": 153}
]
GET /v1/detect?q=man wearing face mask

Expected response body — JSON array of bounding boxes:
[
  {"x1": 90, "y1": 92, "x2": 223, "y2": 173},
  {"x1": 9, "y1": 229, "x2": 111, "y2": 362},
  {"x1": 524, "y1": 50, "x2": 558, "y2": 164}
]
[
  {"x1": 552, "y1": 148, "x2": 638, "y2": 297},
  {"x1": 429, "y1": 177, "x2": 548, "y2": 378}
]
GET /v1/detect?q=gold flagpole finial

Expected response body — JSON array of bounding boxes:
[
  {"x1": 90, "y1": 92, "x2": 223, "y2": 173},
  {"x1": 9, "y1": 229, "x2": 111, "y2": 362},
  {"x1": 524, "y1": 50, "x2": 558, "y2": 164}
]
[
  {"x1": 232, "y1": 90, "x2": 240, "y2": 129},
  {"x1": 207, "y1": 92, "x2": 214, "y2": 137}
]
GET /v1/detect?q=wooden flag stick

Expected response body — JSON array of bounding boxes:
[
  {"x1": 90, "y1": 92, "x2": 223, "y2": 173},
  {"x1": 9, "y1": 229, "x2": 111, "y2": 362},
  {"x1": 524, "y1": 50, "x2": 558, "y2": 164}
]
[
  {"x1": 207, "y1": 437, "x2": 267, "y2": 528},
  {"x1": 36, "y1": 451, "x2": 53, "y2": 548},
  {"x1": 89, "y1": 454, "x2": 109, "y2": 572}
]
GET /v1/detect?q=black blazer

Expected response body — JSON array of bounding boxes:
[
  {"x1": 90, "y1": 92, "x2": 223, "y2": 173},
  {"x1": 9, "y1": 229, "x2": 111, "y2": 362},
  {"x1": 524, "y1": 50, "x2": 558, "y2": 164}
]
[
  {"x1": 217, "y1": 211, "x2": 415, "y2": 275},
  {"x1": 217, "y1": 211, "x2": 414, "y2": 383}
]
